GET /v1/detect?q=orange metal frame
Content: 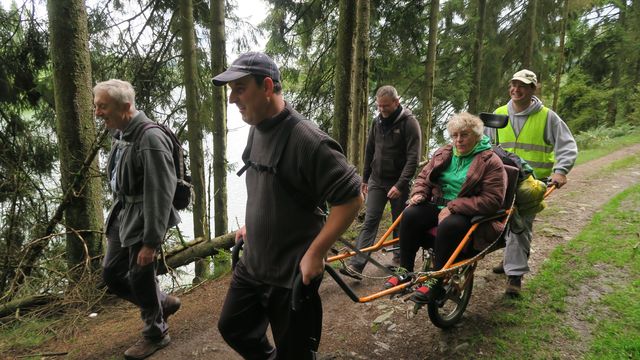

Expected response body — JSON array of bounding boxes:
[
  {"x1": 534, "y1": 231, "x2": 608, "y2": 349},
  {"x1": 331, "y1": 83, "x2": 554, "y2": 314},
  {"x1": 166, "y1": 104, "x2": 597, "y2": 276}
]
[{"x1": 327, "y1": 184, "x2": 556, "y2": 303}]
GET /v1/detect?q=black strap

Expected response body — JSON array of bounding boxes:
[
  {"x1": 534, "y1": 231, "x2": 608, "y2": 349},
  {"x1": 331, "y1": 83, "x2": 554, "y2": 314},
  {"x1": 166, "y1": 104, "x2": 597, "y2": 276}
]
[{"x1": 237, "y1": 116, "x2": 326, "y2": 215}]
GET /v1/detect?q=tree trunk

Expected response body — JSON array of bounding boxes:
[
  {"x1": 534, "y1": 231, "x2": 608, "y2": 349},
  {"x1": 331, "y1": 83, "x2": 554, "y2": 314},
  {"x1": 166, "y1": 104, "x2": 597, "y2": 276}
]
[
  {"x1": 333, "y1": 0, "x2": 357, "y2": 152},
  {"x1": 606, "y1": 2, "x2": 626, "y2": 126},
  {"x1": 210, "y1": 0, "x2": 228, "y2": 238},
  {"x1": 349, "y1": 0, "x2": 370, "y2": 173},
  {"x1": 467, "y1": 0, "x2": 486, "y2": 115},
  {"x1": 47, "y1": 0, "x2": 103, "y2": 273},
  {"x1": 523, "y1": 0, "x2": 538, "y2": 69},
  {"x1": 552, "y1": 0, "x2": 569, "y2": 110},
  {"x1": 422, "y1": 0, "x2": 440, "y2": 158},
  {"x1": 160, "y1": 232, "x2": 236, "y2": 275},
  {"x1": 179, "y1": 0, "x2": 210, "y2": 283}
]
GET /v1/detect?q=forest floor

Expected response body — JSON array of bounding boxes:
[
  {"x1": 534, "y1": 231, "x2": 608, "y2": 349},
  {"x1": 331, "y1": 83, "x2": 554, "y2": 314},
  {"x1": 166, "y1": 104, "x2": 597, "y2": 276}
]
[{"x1": 8, "y1": 143, "x2": 640, "y2": 360}]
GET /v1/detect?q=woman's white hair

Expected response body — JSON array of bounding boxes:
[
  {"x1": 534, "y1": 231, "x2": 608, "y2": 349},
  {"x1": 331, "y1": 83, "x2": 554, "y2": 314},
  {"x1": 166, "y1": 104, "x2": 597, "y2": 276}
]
[
  {"x1": 447, "y1": 112, "x2": 484, "y2": 139},
  {"x1": 93, "y1": 79, "x2": 136, "y2": 110}
]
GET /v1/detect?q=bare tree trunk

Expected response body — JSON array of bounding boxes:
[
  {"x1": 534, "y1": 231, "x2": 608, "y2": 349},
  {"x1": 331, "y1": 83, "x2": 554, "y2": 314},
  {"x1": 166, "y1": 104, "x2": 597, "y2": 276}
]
[
  {"x1": 47, "y1": 0, "x2": 103, "y2": 273},
  {"x1": 179, "y1": 0, "x2": 210, "y2": 283},
  {"x1": 468, "y1": 0, "x2": 486, "y2": 115},
  {"x1": 161, "y1": 232, "x2": 235, "y2": 275},
  {"x1": 333, "y1": 0, "x2": 357, "y2": 152},
  {"x1": 210, "y1": 0, "x2": 229, "y2": 277},
  {"x1": 523, "y1": 0, "x2": 538, "y2": 69},
  {"x1": 552, "y1": 0, "x2": 569, "y2": 110},
  {"x1": 349, "y1": 0, "x2": 370, "y2": 173},
  {"x1": 422, "y1": 0, "x2": 440, "y2": 159}
]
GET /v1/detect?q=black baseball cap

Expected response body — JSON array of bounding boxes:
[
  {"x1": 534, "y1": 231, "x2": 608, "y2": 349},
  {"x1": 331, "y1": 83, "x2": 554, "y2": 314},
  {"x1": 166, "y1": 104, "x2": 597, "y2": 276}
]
[{"x1": 212, "y1": 52, "x2": 281, "y2": 86}]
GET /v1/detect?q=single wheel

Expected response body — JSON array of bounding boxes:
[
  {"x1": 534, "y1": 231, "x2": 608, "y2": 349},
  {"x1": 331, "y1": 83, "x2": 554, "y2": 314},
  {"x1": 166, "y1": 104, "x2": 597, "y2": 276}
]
[{"x1": 427, "y1": 267, "x2": 474, "y2": 329}]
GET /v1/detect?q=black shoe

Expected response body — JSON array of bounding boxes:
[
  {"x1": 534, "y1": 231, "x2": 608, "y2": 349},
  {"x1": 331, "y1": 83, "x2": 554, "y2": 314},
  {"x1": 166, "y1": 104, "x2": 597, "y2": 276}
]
[
  {"x1": 339, "y1": 265, "x2": 363, "y2": 280},
  {"x1": 492, "y1": 263, "x2": 505, "y2": 274},
  {"x1": 505, "y1": 275, "x2": 522, "y2": 298}
]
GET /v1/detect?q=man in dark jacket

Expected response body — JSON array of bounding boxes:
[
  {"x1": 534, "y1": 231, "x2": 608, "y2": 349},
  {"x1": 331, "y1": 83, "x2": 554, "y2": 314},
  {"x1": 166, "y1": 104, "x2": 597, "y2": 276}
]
[
  {"x1": 213, "y1": 52, "x2": 363, "y2": 359},
  {"x1": 95, "y1": 79, "x2": 181, "y2": 360},
  {"x1": 341, "y1": 85, "x2": 421, "y2": 278}
]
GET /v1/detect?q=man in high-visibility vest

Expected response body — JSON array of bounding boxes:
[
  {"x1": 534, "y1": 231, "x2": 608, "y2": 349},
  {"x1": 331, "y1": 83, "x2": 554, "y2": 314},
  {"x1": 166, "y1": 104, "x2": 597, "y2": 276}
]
[{"x1": 487, "y1": 69, "x2": 578, "y2": 297}]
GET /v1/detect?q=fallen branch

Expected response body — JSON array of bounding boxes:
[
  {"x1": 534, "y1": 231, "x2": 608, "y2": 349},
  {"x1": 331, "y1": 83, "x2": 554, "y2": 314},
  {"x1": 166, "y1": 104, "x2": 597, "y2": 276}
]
[
  {"x1": 0, "y1": 293, "x2": 61, "y2": 318},
  {"x1": 160, "y1": 231, "x2": 236, "y2": 275},
  {"x1": 16, "y1": 351, "x2": 68, "y2": 358}
]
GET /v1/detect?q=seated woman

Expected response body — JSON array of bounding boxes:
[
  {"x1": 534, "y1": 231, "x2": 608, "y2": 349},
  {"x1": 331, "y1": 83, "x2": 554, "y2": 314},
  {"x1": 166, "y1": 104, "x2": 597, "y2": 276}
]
[{"x1": 383, "y1": 112, "x2": 507, "y2": 302}]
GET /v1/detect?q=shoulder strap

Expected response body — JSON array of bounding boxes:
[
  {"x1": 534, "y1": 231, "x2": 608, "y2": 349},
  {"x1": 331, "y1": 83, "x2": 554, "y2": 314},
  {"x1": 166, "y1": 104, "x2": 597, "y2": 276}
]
[
  {"x1": 236, "y1": 116, "x2": 301, "y2": 177},
  {"x1": 134, "y1": 122, "x2": 186, "y2": 180}
]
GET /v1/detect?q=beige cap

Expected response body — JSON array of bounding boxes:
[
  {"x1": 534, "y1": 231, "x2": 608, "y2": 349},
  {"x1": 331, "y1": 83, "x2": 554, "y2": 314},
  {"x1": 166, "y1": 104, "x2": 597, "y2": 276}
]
[{"x1": 511, "y1": 69, "x2": 537, "y2": 86}]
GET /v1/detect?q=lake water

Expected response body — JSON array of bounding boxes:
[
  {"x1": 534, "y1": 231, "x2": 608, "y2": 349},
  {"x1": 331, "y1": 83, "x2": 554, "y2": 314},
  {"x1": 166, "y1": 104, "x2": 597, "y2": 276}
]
[{"x1": 162, "y1": 105, "x2": 249, "y2": 288}]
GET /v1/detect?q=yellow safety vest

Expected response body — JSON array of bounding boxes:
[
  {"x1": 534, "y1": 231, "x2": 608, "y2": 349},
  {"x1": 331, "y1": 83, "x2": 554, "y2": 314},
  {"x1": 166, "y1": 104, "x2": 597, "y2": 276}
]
[{"x1": 495, "y1": 105, "x2": 555, "y2": 178}]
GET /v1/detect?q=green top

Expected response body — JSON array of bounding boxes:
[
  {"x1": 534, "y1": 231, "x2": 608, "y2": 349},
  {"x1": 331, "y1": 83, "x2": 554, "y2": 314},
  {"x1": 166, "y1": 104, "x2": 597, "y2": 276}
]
[{"x1": 439, "y1": 135, "x2": 492, "y2": 204}]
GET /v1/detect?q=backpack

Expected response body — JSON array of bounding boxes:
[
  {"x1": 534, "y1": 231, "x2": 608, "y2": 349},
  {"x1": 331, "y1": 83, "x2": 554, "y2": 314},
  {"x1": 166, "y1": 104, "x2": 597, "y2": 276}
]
[
  {"x1": 491, "y1": 144, "x2": 534, "y2": 182},
  {"x1": 135, "y1": 122, "x2": 192, "y2": 210},
  {"x1": 237, "y1": 116, "x2": 328, "y2": 217},
  {"x1": 492, "y1": 144, "x2": 547, "y2": 216}
]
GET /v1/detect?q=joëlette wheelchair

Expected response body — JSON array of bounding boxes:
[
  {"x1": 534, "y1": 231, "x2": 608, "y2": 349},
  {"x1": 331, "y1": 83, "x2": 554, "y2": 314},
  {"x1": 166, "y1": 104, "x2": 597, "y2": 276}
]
[{"x1": 325, "y1": 113, "x2": 555, "y2": 329}]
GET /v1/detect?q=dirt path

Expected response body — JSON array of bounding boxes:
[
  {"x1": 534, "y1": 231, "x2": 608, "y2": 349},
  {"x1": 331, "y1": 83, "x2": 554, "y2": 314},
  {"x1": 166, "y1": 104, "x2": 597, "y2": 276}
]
[{"x1": 23, "y1": 144, "x2": 640, "y2": 360}]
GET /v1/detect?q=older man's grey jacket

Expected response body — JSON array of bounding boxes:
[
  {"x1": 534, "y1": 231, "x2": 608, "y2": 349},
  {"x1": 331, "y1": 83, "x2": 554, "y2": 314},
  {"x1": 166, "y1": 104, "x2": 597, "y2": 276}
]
[{"x1": 105, "y1": 112, "x2": 180, "y2": 248}]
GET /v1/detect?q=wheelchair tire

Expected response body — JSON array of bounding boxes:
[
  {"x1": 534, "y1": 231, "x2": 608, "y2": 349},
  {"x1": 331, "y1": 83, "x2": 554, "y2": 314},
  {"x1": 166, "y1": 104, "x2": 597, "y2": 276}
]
[{"x1": 427, "y1": 269, "x2": 474, "y2": 329}]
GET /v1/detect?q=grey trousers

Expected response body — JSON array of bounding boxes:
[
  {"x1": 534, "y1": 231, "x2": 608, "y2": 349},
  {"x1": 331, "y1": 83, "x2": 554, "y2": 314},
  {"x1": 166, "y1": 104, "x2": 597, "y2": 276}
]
[
  {"x1": 102, "y1": 217, "x2": 169, "y2": 340},
  {"x1": 502, "y1": 213, "x2": 536, "y2": 277},
  {"x1": 349, "y1": 184, "x2": 408, "y2": 270}
]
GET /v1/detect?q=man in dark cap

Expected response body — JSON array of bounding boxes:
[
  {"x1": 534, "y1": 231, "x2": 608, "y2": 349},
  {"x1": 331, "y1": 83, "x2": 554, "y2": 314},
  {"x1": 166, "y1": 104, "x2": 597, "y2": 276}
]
[{"x1": 213, "y1": 52, "x2": 363, "y2": 359}]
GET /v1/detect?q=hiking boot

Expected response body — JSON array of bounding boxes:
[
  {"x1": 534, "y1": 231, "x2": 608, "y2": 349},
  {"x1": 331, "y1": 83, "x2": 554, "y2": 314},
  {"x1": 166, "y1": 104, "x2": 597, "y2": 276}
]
[
  {"x1": 492, "y1": 262, "x2": 505, "y2": 274},
  {"x1": 339, "y1": 264, "x2": 363, "y2": 280},
  {"x1": 505, "y1": 275, "x2": 522, "y2": 298},
  {"x1": 383, "y1": 274, "x2": 410, "y2": 289},
  {"x1": 162, "y1": 295, "x2": 181, "y2": 322},
  {"x1": 124, "y1": 335, "x2": 171, "y2": 360}
]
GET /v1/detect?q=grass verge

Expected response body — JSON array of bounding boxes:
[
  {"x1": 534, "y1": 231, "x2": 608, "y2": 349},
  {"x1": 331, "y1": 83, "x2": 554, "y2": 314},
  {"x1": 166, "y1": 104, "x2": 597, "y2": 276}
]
[
  {"x1": 472, "y1": 183, "x2": 640, "y2": 359},
  {"x1": 576, "y1": 130, "x2": 640, "y2": 165}
]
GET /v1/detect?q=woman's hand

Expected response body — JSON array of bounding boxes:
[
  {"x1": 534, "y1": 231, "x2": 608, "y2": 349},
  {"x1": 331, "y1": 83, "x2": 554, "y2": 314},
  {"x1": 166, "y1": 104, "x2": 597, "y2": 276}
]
[
  {"x1": 407, "y1": 194, "x2": 424, "y2": 206},
  {"x1": 438, "y1": 207, "x2": 452, "y2": 223}
]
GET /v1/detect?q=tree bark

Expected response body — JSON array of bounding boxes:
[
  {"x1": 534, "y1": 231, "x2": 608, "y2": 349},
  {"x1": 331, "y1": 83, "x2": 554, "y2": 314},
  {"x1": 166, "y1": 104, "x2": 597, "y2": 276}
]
[
  {"x1": 160, "y1": 232, "x2": 235, "y2": 275},
  {"x1": 552, "y1": 0, "x2": 569, "y2": 110},
  {"x1": 179, "y1": 0, "x2": 210, "y2": 282},
  {"x1": 467, "y1": 0, "x2": 486, "y2": 115},
  {"x1": 422, "y1": 0, "x2": 440, "y2": 158},
  {"x1": 210, "y1": 0, "x2": 228, "y2": 238},
  {"x1": 333, "y1": 0, "x2": 357, "y2": 152},
  {"x1": 47, "y1": 0, "x2": 104, "y2": 273},
  {"x1": 349, "y1": 0, "x2": 370, "y2": 173},
  {"x1": 523, "y1": 0, "x2": 538, "y2": 69},
  {"x1": 0, "y1": 294, "x2": 61, "y2": 319}
]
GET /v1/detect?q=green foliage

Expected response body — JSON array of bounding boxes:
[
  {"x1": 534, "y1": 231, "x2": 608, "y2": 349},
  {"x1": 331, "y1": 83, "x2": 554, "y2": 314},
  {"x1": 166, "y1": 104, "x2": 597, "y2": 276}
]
[
  {"x1": 574, "y1": 123, "x2": 636, "y2": 150},
  {"x1": 557, "y1": 70, "x2": 611, "y2": 132},
  {"x1": 0, "y1": 5, "x2": 61, "y2": 294},
  {"x1": 574, "y1": 126, "x2": 640, "y2": 165}
]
